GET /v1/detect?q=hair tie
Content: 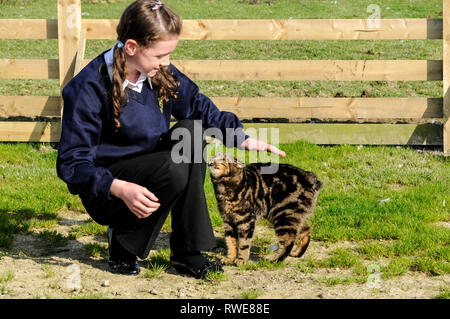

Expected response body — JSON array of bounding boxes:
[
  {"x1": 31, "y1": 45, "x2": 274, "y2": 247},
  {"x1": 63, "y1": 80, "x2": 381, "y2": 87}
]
[
  {"x1": 117, "y1": 40, "x2": 124, "y2": 49},
  {"x1": 151, "y1": 1, "x2": 164, "y2": 11}
]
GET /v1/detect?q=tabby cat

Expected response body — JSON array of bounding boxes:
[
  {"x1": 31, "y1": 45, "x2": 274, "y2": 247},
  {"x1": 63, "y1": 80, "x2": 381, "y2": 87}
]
[{"x1": 208, "y1": 153, "x2": 323, "y2": 265}]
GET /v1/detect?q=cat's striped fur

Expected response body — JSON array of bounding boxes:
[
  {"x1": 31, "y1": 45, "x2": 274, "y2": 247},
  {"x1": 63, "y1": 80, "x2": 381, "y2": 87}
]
[{"x1": 208, "y1": 153, "x2": 323, "y2": 265}]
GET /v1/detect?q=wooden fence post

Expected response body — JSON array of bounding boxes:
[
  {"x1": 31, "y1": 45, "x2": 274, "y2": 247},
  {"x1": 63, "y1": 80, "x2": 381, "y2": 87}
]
[
  {"x1": 57, "y1": 0, "x2": 81, "y2": 117},
  {"x1": 444, "y1": 0, "x2": 450, "y2": 154}
]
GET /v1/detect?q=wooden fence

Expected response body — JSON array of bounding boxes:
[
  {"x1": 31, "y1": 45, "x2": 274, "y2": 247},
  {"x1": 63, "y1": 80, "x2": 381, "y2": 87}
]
[{"x1": 0, "y1": 0, "x2": 449, "y2": 153}]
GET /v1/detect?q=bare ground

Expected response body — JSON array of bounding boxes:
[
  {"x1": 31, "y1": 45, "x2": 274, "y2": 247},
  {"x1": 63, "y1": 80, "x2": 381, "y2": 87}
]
[{"x1": 0, "y1": 210, "x2": 448, "y2": 299}]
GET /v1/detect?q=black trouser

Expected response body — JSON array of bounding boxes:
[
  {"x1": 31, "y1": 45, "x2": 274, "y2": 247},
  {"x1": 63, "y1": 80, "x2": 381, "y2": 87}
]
[{"x1": 83, "y1": 119, "x2": 217, "y2": 259}]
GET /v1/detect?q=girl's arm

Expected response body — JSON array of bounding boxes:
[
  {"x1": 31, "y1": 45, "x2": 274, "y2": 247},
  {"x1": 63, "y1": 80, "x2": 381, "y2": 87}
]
[
  {"x1": 169, "y1": 65, "x2": 285, "y2": 156},
  {"x1": 57, "y1": 77, "x2": 161, "y2": 218},
  {"x1": 109, "y1": 179, "x2": 160, "y2": 218},
  {"x1": 170, "y1": 65, "x2": 249, "y2": 148},
  {"x1": 240, "y1": 137, "x2": 286, "y2": 157},
  {"x1": 56, "y1": 79, "x2": 115, "y2": 199}
]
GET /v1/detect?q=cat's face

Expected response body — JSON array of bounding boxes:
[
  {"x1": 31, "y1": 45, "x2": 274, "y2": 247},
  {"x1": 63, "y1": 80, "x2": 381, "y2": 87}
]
[{"x1": 208, "y1": 153, "x2": 245, "y2": 179}]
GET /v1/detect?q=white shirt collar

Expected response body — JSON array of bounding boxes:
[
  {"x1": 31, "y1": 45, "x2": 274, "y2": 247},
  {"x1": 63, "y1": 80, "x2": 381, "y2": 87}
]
[{"x1": 104, "y1": 45, "x2": 153, "y2": 93}]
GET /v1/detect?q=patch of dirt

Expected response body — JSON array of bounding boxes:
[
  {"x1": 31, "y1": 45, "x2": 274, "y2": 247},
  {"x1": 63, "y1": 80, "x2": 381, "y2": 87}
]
[{"x1": 0, "y1": 210, "x2": 448, "y2": 299}]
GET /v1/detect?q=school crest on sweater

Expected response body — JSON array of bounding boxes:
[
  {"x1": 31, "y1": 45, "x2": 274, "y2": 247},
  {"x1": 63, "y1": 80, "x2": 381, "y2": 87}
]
[{"x1": 208, "y1": 153, "x2": 323, "y2": 265}]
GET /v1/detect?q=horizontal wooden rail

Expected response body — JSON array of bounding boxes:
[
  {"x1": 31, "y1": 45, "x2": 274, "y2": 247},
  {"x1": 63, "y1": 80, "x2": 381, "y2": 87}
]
[
  {"x1": 0, "y1": 59, "x2": 59, "y2": 79},
  {"x1": 243, "y1": 123, "x2": 443, "y2": 145},
  {"x1": 0, "y1": 19, "x2": 443, "y2": 40},
  {"x1": 0, "y1": 96, "x2": 60, "y2": 118},
  {"x1": 0, "y1": 121, "x2": 441, "y2": 145},
  {"x1": 180, "y1": 19, "x2": 444, "y2": 41},
  {"x1": 0, "y1": 19, "x2": 58, "y2": 39},
  {"x1": 2, "y1": 59, "x2": 441, "y2": 81},
  {"x1": 214, "y1": 97, "x2": 444, "y2": 120},
  {"x1": 169, "y1": 60, "x2": 443, "y2": 81},
  {"x1": 0, "y1": 121, "x2": 61, "y2": 142},
  {"x1": 0, "y1": 96, "x2": 443, "y2": 120}
]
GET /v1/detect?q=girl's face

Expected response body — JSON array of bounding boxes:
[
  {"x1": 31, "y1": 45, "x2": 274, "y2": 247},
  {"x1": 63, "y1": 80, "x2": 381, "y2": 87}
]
[{"x1": 125, "y1": 35, "x2": 179, "y2": 78}]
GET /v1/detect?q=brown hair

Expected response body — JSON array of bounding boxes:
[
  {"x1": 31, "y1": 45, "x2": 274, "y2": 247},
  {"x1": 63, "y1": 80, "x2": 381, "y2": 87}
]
[{"x1": 112, "y1": 0, "x2": 182, "y2": 131}]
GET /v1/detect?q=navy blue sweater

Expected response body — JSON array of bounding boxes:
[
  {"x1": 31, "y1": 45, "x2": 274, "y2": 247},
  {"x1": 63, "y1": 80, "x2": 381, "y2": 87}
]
[{"x1": 56, "y1": 51, "x2": 248, "y2": 200}]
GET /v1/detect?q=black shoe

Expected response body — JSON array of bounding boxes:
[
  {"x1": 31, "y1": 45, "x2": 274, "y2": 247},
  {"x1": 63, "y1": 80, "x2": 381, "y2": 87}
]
[
  {"x1": 108, "y1": 258, "x2": 141, "y2": 275},
  {"x1": 170, "y1": 253, "x2": 223, "y2": 279},
  {"x1": 107, "y1": 227, "x2": 140, "y2": 275}
]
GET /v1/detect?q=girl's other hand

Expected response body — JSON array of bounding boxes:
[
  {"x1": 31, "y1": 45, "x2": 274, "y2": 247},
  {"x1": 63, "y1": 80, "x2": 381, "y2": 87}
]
[
  {"x1": 110, "y1": 179, "x2": 160, "y2": 218},
  {"x1": 240, "y1": 137, "x2": 286, "y2": 157}
]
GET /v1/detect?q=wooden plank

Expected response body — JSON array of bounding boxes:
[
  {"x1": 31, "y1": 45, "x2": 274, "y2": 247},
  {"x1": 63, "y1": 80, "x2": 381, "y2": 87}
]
[
  {"x1": 212, "y1": 97, "x2": 443, "y2": 120},
  {"x1": 0, "y1": 96, "x2": 60, "y2": 118},
  {"x1": 444, "y1": 0, "x2": 450, "y2": 154},
  {"x1": 0, "y1": 96, "x2": 442, "y2": 121},
  {"x1": 0, "y1": 121, "x2": 61, "y2": 142},
  {"x1": 79, "y1": 59, "x2": 443, "y2": 81},
  {"x1": 0, "y1": 122, "x2": 440, "y2": 145},
  {"x1": 0, "y1": 19, "x2": 58, "y2": 39},
  {"x1": 58, "y1": 0, "x2": 81, "y2": 92},
  {"x1": 1, "y1": 58, "x2": 439, "y2": 82},
  {"x1": 9, "y1": 59, "x2": 441, "y2": 81},
  {"x1": 0, "y1": 18, "x2": 442, "y2": 40},
  {"x1": 0, "y1": 59, "x2": 59, "y2": 79},
  {"x1": 182, "y1": 19, "x2": 443, "y2": 40},
  {"x1": 183, "y1": 59, "x2": 443, "y2": 81},
  {"x1": 82, "y1": 18, "x2": 118, "y2": 40},
  {"x1": 171, "y1": 60, "x2": 443, "y2": 81},
  {"x1": 79, "y1": 19, "x2": 443, "y2": 40},
  {"x1": 242, "y1": 123, "x2": 443, "y2": 145}
]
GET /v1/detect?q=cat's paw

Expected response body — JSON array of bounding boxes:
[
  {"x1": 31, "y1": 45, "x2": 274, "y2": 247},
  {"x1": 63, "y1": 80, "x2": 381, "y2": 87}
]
[
  {"x1": 221, "y1": 257, "x2": 235, "y2": 265},
  {"x1": 235, "y1": 258, "x2": 248, "y2": 266}
]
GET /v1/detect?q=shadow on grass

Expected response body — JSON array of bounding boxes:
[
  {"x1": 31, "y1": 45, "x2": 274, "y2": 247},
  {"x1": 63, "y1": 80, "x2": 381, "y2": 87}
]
[
  {"x1": 0, "y1": 219, "x2": 182, "y2": 277},
  {"x1": 0, "y1": 208, "x2": 59, "y2": 248}
]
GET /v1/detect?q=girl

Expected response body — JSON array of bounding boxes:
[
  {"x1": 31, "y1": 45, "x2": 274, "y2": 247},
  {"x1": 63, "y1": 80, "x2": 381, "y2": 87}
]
[{"x1": 57, "y1": 0, "x2": 285, "y2": 278}]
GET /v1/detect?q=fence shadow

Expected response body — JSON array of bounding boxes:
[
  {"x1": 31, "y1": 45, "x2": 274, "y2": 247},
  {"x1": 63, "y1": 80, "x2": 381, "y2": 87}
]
[
  {"x1": 27, "y1": 96, "x2": 61, "y2": 143},
  {"x1": 406, "y1": 123, "x2": 443, "y2": 146},
  {"x1": 427, "y1": 18, "x2": 443, "y2": 39}
]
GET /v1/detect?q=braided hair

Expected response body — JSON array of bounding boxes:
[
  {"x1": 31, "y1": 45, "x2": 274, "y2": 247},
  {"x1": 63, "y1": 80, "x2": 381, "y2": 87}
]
[{"x1": 112, "y1": 0, "x2": 182, "y2": 131}]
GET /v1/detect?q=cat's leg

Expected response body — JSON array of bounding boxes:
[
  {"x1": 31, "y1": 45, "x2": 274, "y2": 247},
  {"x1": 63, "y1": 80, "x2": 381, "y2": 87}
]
[
  {"x1": 221, "y1": 223, "x2": 238, "y2": 265},
  {"x1": 269, "y1": 214, "x2": 298, "y2": 262},
  {"x1": 235, "y1": 219, "x2": 256, "y2": 265},
  {"x1": 290, "y1": 223, "x2": 311, "y2": 258}
]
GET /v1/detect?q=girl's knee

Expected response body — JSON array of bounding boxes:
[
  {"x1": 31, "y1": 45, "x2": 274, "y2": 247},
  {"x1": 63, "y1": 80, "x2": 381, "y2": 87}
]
[{"x1": 165, "y1": 161, "x2": 190, "y2": 194}]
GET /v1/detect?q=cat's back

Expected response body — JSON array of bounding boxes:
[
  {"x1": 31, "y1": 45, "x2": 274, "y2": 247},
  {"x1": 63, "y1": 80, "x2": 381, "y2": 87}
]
[{"x1": 247, "y1": 162, "x2": 322, "y2": 192}]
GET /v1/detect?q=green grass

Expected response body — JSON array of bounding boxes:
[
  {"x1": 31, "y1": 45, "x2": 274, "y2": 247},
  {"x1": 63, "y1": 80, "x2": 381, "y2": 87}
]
[
  {"x1": 41, "y1": 264, "x2": 56, "y2": 278},
  {"x1": 85, "y1": 242, "x2": 108, "y2": 258},
  {"x1": 0, "y1": 270, "x2": 14, "y2": 283},
  {"x1": 317, "y1": 248, "x2": 361, "y2": 269},
  {"x1": 147, "y1": 248, "x2": 172, "y2": 269},
  {"x1": 202, "y1": 268, "x2": 228, "y2": 283},
  {"x1": 435, "y1": 287, "x2": 450, "y2": 299},
  {"x1": 142, "y1": 248, "x2": 172, "y2": 278},
  {"x1": 0, "y1": 141, "x2": 448, "y2": 278},
  {"x1": 0, "y1": 0, "x2": 443, "y2": 19},
  {"x1": 0, "y1": 0, "x2": 449, "y2": 283},
  {"x1": 0, "y1": 1, "x2": 446, "y2": 98},
  {"x1": 37, "y1": 230, "x2": 70, "y2": 251},
  {"x1": 70, "y1": 222, "x2": 107, "y2": 239},
  {"x1": 142, "y1": 263, "x2": 169, "y2": 279},
  {"x1": 239, "y1": 288, "x2": 262, "y2": 299}
]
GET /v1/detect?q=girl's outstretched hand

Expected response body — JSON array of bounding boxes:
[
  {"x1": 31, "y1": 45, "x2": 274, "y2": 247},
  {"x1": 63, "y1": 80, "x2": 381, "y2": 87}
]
[
  {"x1": 110, "y1": 179, "x2": 160, "y2": 218},
  {"x1": 240, "y1": 137, "x2": 286, "y2": 157}
]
